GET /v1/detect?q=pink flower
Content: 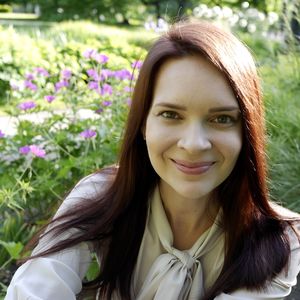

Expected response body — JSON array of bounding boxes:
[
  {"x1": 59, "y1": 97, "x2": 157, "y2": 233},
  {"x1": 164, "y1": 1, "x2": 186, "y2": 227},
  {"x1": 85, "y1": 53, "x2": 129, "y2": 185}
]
[
  {"x1": 0, "y1": 130, "x2": 5, "y2": 138},
  {"x1": 19, "y1": 145, "x2": 46, "y2": 158},
  {"x1": 18, "y1": 101, "x2": 36, "y2": 111},
  {"x1": 30, "y1": 145, "x2": 46, "y2": 158},
  {"x1": 80, "y1": 129, "x2": 97, "y2": 139}
]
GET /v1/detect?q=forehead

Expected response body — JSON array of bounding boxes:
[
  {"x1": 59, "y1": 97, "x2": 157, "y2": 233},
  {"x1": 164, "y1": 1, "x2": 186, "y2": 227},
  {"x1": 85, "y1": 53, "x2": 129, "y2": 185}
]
[{"x1": 152, "y1": 55, "x2": 238, "y2": 109}]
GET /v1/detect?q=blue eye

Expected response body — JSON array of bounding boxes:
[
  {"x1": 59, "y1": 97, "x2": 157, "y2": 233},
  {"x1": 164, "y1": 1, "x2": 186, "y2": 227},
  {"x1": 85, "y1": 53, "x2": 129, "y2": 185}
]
[{"x1": 160, "y1": 111, "x2": 181, "y2": 119}]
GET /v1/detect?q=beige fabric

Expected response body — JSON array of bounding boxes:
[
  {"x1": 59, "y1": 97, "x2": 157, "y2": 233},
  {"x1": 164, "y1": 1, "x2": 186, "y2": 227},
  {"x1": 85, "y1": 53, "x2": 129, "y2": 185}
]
[
  {"x1": 5, "y1": 175, "x2": 300, "y2": 300},
  {"x1": 133, "y1": 187, "x2": 224, "y2": 299}
]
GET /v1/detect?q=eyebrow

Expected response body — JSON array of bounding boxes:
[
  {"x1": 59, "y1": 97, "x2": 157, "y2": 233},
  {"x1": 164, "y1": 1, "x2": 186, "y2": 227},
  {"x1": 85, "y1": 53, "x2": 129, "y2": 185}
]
[{"x1": 153, "y1": 102, "x2": 240, "y2": 112}]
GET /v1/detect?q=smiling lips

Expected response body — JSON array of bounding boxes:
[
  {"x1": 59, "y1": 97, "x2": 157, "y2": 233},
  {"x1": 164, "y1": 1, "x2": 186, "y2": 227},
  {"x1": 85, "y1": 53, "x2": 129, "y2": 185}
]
[{"x1": 172, "y1": 159, "x2": 215, "y2": 175}]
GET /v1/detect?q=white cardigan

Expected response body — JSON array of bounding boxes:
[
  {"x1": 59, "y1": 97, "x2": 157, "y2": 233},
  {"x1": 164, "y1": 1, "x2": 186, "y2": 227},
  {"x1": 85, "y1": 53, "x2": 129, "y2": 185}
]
[{"x1": 5, "y1": 174, "x2": 300, "y2": 299}]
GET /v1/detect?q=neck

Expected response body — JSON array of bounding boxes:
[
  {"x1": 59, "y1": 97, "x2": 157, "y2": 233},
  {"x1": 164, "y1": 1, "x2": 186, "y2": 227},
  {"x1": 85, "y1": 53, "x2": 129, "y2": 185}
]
[{"x1": 159, "y1": 182, "x2": 219, "y2": 249}]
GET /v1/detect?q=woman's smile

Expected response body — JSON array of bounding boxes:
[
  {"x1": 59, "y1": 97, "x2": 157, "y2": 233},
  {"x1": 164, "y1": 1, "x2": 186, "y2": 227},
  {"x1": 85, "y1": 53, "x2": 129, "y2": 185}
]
[{"x1": 171, "y1": 159, "x2": 216, "y2": 175}]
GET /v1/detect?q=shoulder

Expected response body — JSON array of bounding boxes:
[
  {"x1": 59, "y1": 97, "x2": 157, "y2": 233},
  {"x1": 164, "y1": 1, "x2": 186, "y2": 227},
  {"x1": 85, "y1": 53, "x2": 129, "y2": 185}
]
[
  {"x1": 56, "y1": 166, "x2": 117, "y2": 216},
  {"x1": 270, "y1": 201, "x2": 300, "y2": 219}
]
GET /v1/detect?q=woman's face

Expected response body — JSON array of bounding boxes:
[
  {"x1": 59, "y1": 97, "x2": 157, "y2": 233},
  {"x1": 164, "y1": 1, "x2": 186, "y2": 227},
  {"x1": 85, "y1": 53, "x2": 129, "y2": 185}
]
[{"x1": 144, "y1": 55, "x2": 242, "y2": 203}]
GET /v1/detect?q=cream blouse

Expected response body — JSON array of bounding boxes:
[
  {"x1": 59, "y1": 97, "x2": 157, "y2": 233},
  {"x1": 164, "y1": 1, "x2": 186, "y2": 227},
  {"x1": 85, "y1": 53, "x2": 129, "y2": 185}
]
[{"x1": 5, "y1": 174, "x2": 300, "y2": 299}]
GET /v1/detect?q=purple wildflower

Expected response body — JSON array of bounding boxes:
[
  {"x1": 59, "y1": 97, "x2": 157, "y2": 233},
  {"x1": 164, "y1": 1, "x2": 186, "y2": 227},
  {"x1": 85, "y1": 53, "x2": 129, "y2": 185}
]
[
  {"x1": 83, "y1": 49, "x2": 97, "y2": 59},
  {"x1": 35, "y1": 67, "x2": 50, "y2": 77},
  {"x1": 0, "y1": 130, "x2": 5, "y2": 138},
  {"x1": 24, "y1": 80, "x2": 38, "y2": 91},
  {"x1": 100, "y1": 69, "x2": 114, "y2": 81},
  {"x1": 131, "y1": 60, "x2": 143, "y2": 69},
  {"x1": 25, "y1": 73, "x2": 35, "y2": 81},
  {"x1": 44, "y1": 95, "x2": 56, "y2": 103},
  {"x1": 18, "y1": 101, "x2": 36, "y2": 111},
  {"x1": 80, "y1": 129, "x2": 97, "y2": 139},
  {"x1": 114, "y1": 69, "x2": 132, "y2": 80},
  {"x1": 88, "y1": 81, "x2": 100, "y2": 91},
  {"x1": 55, "y1": 80, "x2": 69, "y2": 92},
  {"x1": 124, "y1": 86, "x2": 133, "y2": 93},
  {"x1": 61, "y1": 69, "x2": 72, "y2": 80},
  {"x1": 95, "y1": 108, "x2": 104, "y2": 114},
  {"x1": 101, "y1": 83, "x2": 113, "y2": 96},
  {"x1": 126, "y1": 98, "x2": 132, "y2": 106},
  {"x1": 93, "y1": 53, "x2": 109, "y2": 64},
  {"x1": 30, "y1": 145, "x2": 46, "y2": 158},
  {"x1": 102, "y1": 100, "x2": 112, "y2": 107},
  {"x1": 87, "y1": 69, "x2": 101, "y2": 81},
  {"x1": 19, "y1": 145, "x2": 31, "y2": 155}
]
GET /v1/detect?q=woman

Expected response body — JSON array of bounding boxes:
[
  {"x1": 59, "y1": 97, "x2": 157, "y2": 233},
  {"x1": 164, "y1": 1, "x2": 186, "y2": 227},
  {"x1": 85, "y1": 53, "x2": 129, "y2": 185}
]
[{"x1": 5, "y1": 21, "x2": 300, "y2": 300}]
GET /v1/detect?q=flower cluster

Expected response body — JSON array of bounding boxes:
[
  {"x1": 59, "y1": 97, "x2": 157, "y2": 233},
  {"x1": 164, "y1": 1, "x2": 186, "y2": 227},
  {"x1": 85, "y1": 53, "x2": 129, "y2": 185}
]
[
  {"x1": 192, "y1": 2, "x2": 279, "y2": 35},
  {"x1": 6, "y1": 49, "x2": 143, "y2": 163},
  {"x1": 19, "y1": 145, "x2": 46, "y2": 158}
]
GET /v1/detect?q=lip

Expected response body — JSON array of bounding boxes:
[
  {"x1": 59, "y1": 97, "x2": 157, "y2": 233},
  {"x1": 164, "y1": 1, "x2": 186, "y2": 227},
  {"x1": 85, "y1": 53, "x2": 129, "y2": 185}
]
[{"x1": 171, "y1": 159, "x2": 215, "y2": 175}]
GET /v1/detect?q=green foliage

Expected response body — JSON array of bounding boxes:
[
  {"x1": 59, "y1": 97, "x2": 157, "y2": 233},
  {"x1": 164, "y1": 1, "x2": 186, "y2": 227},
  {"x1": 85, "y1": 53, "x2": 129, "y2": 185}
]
[
  {"x1": 0, "y1": 21, "x2": 150, "y2": 290},
  {"x1": 0, "y1": 4, "x2": 12, "y2": 13}
]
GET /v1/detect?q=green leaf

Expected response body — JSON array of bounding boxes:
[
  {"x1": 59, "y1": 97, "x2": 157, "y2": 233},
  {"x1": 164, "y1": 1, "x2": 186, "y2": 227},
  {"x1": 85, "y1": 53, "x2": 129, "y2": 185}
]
[
  {"x1": 85, "y1": 258, "x2": 100, "y2": 281},
  {"x1": 0, "y1": 241, "x2": 24, "y2": 260}
]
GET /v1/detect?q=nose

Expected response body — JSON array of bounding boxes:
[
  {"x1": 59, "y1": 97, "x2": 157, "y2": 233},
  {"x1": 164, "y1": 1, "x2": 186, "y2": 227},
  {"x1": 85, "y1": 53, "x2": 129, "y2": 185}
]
[{"x1": 177, "y1": 122, "x2": 212, "y2": 153}]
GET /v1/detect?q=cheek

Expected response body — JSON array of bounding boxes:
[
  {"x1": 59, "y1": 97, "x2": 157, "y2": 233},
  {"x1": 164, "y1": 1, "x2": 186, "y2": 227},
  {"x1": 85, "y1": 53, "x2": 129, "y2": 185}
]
[{"x1": 224, "y1": 133, "x2": 243, "y2": 162}]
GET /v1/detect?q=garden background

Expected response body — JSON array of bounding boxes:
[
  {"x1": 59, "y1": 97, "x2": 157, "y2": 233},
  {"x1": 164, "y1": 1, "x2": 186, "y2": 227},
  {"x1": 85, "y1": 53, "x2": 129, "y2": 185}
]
[{"x1": 0, "y1": 0, "x2": 299, "y2": 298}]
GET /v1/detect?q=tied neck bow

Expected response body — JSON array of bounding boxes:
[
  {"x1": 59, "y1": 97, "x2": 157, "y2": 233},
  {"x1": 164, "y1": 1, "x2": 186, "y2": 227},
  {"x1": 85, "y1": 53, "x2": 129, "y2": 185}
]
[
  {"x1": 135, "y1": 187, "x2": 223, "y2": 300},
  {"x1": 136, "y1": 249, "x2": 204, "y2": 300}
]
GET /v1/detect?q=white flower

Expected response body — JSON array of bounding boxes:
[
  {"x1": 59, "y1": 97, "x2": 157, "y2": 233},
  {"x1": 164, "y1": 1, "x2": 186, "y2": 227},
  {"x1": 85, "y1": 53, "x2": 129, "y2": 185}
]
[
  {"x1": 222, "y1": 7, "x2": 233, "y2": 19},
  {"x1": 203, "y1": 9, "x2": 213, "y2": 19},
  {"x1": 248, "y1": 24, "x2": 257, "y2": 33},
  {"x1": 258, "y1": 12, "x2": 265, "y2": 21},
  {"x1": 229, "y1": 14, "x2": 239, "y2": 26},
  {"x1": 268, "y1": 12, "x2": 279, "y2": 25},
  {"x1": 241, "y1": 2, "x2": 250, "y2": 9},
  {"x1": 212, "y1": 6, "x2": 222, "y2": 18},
  {"x1": 239, "y1": 19, "x2": 248, "y2": 28}
]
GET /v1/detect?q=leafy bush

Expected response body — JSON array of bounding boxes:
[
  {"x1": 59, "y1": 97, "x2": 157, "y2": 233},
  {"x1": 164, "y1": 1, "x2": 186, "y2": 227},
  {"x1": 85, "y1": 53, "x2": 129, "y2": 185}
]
[
  {"x1": 0, "y1": 5, "x2": 12, "y2": 13},
  {"x1": 0, "y1": 22, "x2": 150, "y2": 293}
]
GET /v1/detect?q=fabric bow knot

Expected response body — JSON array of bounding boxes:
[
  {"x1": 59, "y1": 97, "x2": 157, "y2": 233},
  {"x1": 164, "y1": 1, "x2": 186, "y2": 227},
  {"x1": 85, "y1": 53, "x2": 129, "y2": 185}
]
[{"x1": 136, "y1": 249, "x2": 204, "y2": 300}]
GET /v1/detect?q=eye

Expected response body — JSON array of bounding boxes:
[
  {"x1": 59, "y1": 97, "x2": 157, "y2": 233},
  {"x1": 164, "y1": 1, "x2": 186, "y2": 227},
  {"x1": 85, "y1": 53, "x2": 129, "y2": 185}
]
[
  {"x1": 159, "y1": 111, "x2": 181, "y2": 120},
  {"x1": 210, "y1": 115, "x2": 237, "y2": 125}
]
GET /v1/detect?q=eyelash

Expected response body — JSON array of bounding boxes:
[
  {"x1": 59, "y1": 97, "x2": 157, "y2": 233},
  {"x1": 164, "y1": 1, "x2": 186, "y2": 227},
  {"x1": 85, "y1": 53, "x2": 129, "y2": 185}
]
[
  {"x1": 158, "y1": 111, "x2": 181, "y2": 119},
  {"x1": 209, "y1": 115, "x2": 237, "y2": 125},
  {"x1": 157, "y1": 111, "x2": 239, "y2": 126}
]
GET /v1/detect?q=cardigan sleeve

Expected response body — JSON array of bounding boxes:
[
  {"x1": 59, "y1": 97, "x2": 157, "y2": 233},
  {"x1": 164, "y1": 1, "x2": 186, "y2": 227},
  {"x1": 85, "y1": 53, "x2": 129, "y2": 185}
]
[
  {"x1": 4, "y1": 173, "x2": 108, "y2": 300},
  {"x1": 214, "y1": 223, "x2": 300, "y2": 300}
]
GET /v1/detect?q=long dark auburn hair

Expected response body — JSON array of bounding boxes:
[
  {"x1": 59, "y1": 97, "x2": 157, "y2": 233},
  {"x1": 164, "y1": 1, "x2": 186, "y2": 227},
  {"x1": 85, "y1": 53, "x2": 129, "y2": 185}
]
[{"x1": 26, "y1": 20, "x2": 296, "y2": 299}]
